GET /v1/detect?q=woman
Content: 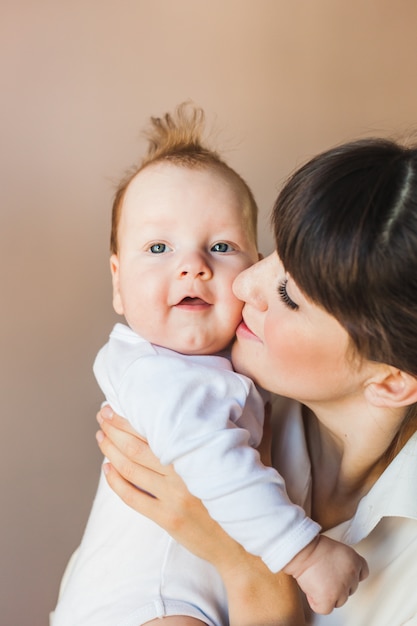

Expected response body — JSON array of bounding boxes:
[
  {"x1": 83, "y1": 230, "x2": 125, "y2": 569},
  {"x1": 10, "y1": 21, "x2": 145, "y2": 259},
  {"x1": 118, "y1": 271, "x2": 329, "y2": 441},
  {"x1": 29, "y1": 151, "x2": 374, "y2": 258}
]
[{"x1": 96, "y1": 137, "x2": 417, "y2": 625}]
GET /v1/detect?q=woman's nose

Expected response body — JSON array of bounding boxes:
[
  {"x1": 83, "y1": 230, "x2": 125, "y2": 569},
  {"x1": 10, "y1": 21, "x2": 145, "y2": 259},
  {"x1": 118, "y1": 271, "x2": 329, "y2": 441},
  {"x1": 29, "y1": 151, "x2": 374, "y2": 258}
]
[
  {"x1": 177, "y1": 252, "x2": 213, "y2": 280},
  {"x1": 232, "y1": 256, "x2": 269, "y2": 310}
]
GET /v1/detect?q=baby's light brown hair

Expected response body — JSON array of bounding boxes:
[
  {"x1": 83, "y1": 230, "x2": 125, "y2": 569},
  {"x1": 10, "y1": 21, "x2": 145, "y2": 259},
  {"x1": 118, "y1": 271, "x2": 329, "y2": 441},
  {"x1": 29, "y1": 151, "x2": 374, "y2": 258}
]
[{"x1": 110, "y1": 102, "x2": 258, "y2": 254}]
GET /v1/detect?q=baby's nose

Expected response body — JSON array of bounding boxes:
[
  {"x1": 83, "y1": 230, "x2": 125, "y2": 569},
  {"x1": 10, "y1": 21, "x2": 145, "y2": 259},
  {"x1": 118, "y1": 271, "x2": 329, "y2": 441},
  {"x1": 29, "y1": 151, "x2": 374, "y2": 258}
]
[{"x1": 178, "y1": 253, "x2": 213, "y2": 280}]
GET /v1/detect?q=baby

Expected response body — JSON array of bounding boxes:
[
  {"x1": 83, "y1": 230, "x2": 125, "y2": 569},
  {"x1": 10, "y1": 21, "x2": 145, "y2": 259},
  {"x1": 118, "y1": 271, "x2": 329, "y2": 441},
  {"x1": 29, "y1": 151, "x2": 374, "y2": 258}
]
[{"x1": 52, "y1": 103, "x2": 367, "y2": 626}]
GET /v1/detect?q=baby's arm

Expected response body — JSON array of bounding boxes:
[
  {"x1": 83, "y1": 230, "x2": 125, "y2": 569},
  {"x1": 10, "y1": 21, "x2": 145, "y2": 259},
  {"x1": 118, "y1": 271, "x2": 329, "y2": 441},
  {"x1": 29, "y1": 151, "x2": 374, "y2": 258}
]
[
  {"x1": 115, "y1": 353, "x2": 320, "y2": 573},
  {"x1": 283, "y1": 534, "x2": 369, "y2": 614},
  {"x1": 96, "y1": 335, "x2": 329, "y2": 587}
]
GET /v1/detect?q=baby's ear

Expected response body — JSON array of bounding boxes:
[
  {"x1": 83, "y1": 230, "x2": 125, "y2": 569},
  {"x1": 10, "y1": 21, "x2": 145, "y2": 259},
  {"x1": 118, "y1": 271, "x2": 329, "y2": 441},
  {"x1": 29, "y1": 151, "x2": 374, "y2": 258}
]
[
  {"x1": 365, "y1": 367, "x2": 417, "y2": 408},
  {"x1": 110, "y1": 254, "x2": 124, "y2": 315}
]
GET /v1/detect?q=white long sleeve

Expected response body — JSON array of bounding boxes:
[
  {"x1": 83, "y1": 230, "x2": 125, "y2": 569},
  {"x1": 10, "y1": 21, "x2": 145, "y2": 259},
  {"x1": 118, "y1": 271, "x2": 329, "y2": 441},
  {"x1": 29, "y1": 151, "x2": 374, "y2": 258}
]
[{"x1": 94, "y1": 323, "x2": 320, "y2": 571}]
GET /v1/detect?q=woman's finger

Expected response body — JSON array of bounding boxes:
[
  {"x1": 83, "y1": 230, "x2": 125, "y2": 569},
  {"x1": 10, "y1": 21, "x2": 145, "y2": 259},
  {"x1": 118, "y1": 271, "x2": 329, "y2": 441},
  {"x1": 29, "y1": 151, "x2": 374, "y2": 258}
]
[
  {"x1": 97, "y1": 405, "x2": 140, "y2": 435},
  {"x1": 96, "y1": 429, "x2": 173, "y2": 498},
  {"x1": 101, "y1": 462, "x2": 166, "y2": 522},
  {"x1": 102, "y1": 459, "x2": 219, "y2": 557},
  {"x1": 96, "y1": 407, "x2": 165, "y2": 474}
]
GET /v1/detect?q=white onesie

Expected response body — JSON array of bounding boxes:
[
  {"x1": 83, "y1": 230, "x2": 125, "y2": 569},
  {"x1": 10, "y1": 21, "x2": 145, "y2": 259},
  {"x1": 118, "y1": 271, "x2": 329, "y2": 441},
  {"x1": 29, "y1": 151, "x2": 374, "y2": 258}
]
[{"x1": 52, "y1": 323, "x2": 319, "y2": 626}]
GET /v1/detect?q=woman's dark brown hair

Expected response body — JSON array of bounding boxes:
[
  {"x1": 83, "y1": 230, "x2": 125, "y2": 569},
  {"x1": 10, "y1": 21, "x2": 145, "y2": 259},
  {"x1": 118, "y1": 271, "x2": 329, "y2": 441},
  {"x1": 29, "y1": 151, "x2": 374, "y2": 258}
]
[{"x1": 273, "y1": 138, "x2": 417, "y2": 377}]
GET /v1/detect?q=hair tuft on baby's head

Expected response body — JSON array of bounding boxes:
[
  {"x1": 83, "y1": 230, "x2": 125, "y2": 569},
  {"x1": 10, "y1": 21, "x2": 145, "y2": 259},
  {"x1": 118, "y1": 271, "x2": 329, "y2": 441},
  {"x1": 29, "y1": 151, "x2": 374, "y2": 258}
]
[{"x1": 140, "y1": 101, "x2": 219, "y2": 167}]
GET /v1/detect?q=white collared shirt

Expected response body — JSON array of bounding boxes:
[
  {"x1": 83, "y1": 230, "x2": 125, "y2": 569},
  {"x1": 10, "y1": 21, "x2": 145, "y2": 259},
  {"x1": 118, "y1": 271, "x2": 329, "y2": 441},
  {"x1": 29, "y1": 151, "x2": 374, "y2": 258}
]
[{"x1": 271, "y1": 397, "x2": 417, "y2": 626}]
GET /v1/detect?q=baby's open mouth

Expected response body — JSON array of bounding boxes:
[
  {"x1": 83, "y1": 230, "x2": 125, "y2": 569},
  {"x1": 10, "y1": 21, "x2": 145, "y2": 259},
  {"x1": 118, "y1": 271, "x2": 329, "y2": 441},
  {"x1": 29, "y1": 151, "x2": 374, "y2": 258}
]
[{"x1": 178, "y1": 297, "x2": 208, "y2": 306}]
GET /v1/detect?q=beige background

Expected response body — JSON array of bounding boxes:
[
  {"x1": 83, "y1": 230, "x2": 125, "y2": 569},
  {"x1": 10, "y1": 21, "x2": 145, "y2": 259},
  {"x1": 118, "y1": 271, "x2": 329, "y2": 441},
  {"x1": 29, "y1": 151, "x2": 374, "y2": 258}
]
[{"x1": 1, "y1": 1, "x2": 417, "y2": 624}]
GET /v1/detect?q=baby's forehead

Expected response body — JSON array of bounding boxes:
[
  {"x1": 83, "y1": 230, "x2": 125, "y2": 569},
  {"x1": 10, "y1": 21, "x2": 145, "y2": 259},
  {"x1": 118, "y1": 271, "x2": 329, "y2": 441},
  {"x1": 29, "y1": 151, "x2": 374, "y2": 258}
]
[
  {"x1": 124, "y1": 161, "x2": 244, "y2": 204},
  {"x1": 122, "y1": 161, "x2": 256, "y2": 236}
]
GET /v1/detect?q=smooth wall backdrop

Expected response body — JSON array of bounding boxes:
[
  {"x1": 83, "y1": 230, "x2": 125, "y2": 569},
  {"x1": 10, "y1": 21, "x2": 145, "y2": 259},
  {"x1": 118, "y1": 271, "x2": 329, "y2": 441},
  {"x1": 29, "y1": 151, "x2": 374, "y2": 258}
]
[{"x1": 1, "y1": 1, "x2": 417, "y2": 623}]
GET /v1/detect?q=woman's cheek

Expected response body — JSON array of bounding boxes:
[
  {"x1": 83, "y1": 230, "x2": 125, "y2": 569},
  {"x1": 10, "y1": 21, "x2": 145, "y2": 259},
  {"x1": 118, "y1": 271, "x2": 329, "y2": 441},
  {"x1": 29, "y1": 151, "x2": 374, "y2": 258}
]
[
  {"x1": 264, "y1": 312, "x2": 297, "y2": 361},
  {"x1": 262, "y1": 316, "x2": 307, "y2": 377}
]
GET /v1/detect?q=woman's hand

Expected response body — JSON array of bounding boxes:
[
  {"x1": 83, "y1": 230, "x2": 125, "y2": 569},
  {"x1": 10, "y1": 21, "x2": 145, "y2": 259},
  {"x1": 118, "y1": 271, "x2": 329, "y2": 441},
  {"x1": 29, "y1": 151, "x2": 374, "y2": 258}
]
[
  {"x1": 96, "y1": 405, "x2": 230, "y2": 562},
  {"x1": 96, "y1": 405, "x2": 306, "y2": 626}
]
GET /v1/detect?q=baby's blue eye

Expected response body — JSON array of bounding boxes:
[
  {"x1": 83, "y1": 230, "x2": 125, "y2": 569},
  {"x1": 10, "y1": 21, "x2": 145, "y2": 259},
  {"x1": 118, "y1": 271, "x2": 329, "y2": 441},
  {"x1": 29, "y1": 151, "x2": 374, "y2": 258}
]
[
  {"x1": 149, "y1": 243, "x2": 168, "y2": 254},
  {"x1": 211, "y1": 242, "x2": 233, "y2": 253}
]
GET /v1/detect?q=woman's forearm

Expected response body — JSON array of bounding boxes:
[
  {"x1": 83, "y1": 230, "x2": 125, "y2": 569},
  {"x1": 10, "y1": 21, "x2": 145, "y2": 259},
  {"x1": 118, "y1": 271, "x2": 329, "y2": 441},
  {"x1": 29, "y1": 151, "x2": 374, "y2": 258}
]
[{"x1": 214, "y1": 540, "x2": 306, "y2": 626}]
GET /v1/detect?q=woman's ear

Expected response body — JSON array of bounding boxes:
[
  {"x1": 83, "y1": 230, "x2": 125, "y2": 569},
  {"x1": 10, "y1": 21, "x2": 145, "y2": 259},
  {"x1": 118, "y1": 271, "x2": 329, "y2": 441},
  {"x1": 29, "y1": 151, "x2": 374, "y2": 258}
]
[
  {"x1": 365, "y1": 367, "x2": 417, "y2": 408},
  {"x1": 110, "y1": 254, "x2": 124, "y2": 315}
]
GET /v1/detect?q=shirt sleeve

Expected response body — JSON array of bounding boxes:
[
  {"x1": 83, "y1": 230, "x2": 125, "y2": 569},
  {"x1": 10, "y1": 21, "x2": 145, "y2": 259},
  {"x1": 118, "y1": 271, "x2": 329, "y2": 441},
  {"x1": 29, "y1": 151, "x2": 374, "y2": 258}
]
[{"x1": 96, "y1": 346, "x2": 320, "y2": 572}]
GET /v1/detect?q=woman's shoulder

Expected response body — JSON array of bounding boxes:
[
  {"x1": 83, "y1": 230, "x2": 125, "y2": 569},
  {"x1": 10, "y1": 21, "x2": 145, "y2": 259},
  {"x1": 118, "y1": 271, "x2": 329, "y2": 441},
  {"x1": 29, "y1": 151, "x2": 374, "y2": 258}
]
[{"x1": 341, "y1": 430, "x2": 417, "y2": 544}]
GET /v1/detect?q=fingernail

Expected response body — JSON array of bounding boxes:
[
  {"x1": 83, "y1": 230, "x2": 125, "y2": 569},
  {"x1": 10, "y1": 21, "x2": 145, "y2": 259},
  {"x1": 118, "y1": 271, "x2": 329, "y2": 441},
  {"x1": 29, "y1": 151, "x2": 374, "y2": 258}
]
[
  {"x1": 102, "y1": 463, "x2": 110, "y2": 475},
  {"x1": 101, "y1": 404, "x2": 114, "y2": 420},
  {"x1": 96, "y1": 430, "x2": 104, "y2": 443}
]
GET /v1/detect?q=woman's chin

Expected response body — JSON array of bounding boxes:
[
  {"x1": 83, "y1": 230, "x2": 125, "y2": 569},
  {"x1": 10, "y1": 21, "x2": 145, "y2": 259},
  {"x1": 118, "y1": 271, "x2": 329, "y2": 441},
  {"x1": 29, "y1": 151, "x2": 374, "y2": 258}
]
[{"x1": 231, "y1": 339, "x2": 254, "y2": 378}]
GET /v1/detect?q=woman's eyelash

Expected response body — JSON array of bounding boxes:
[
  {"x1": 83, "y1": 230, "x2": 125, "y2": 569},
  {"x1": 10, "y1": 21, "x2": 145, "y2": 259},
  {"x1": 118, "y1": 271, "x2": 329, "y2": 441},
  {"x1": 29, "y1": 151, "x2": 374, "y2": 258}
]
[{"x1": 278, "y1": 279, "x2": 299, "y2": 310}]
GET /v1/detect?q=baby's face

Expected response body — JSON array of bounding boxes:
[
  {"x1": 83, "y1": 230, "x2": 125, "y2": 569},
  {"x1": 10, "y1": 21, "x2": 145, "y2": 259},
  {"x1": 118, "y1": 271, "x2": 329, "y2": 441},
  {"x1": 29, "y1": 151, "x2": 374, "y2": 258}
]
[{"x1": 111, "y1": 162, "x2": 259, "y2": 355}]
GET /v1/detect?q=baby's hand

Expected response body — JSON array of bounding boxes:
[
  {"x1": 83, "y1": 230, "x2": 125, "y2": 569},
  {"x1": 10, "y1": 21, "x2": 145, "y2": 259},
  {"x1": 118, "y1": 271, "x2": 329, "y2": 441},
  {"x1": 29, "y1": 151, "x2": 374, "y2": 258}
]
[{"x1": 283, "y1": 535, "x2": 368, "y2": 614}]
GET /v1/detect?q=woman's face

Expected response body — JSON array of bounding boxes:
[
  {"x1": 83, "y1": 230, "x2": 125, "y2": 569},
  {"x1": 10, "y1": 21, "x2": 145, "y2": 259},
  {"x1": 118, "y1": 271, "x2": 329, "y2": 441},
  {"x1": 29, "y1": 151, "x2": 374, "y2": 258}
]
[{"x1": 232, "y1": 253, "x2": 367, "y2": 405}]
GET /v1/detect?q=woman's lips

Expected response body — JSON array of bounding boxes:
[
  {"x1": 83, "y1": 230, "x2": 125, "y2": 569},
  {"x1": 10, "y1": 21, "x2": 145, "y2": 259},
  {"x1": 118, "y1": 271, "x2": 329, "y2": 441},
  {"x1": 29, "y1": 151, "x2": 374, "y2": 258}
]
[{"x1": 236, "y1": 320, "x2": 261, "y2": 341}]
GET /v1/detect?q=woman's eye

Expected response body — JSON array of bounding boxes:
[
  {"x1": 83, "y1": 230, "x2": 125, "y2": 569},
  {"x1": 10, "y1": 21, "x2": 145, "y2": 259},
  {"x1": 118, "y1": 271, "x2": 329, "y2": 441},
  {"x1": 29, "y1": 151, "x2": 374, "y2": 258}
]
[
  {"x1": 211, "y1": 242, "x2": 234, "y2": 253},
  {"x1": 149, "y1": 243, "x2": 170, "y2": 254},
  {"x1": 278, "y1": 279, "x2": 299, "y2": 311}
]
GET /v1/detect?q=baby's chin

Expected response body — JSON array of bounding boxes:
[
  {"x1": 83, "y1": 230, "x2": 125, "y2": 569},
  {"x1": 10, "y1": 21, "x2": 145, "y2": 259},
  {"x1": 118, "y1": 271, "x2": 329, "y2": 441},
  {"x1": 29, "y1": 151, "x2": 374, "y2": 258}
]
[{"x1": 158, "y1": 336, "x2": 233, "y2": 357}]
